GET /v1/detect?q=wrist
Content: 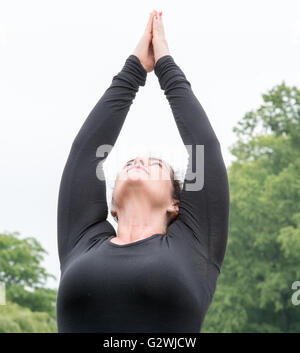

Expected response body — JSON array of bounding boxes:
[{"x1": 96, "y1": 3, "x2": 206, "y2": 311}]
[{"x1": 131, "y1": 54, "x2": 147, "y2": 73}]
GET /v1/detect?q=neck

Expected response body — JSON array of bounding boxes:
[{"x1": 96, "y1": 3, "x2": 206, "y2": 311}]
[{"x1": 115, "y1": 195, "x2": 167, "y2": 243}]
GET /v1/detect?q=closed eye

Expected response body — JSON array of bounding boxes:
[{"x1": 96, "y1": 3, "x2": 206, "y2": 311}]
[
  {"x1": 151, "y1": 161, "x2": 162, "y2": 168},
  {"x1": 124, "y1": 159, "x2": 164, "y2": 169}
]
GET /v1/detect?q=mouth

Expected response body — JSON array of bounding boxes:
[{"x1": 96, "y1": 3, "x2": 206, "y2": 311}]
[{"x1": 127, "y1": 165, "x2": 149, "y2": 175}]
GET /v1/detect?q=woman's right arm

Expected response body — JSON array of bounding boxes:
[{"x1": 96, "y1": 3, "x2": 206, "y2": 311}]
[{"x1": 57, "y1": 55, "x2": 147, "y2": 265}]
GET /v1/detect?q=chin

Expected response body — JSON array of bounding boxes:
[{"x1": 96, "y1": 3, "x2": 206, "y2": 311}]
[{"x1": 115, "y1": 178, "x2": 163, "y2": 205}]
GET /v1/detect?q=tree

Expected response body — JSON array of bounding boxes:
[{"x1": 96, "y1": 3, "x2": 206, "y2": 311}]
[
  {"x1": 0, "y1": 301, "x2": 57, "y2": 333},
  {"x1": 0, "y1": 231, "x2": 57, "y2": 320},
  {"x1": 202, "y1": 81, "x2": 300, "y2": 332}
]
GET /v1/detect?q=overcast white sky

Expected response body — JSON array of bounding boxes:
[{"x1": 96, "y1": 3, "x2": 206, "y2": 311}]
[{"x1": 1, "y1": 0, "x2": 300, "y2": 289}]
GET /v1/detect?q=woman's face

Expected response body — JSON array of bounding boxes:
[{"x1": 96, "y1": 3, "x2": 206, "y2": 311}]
[{"x1": 112, "y1": 156, "x2": 174, "y2": 209}]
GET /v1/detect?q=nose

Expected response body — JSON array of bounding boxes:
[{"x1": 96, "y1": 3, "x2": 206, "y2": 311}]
[{"x1": 133, "y1": 157, "x2": 146, "y2": 167}]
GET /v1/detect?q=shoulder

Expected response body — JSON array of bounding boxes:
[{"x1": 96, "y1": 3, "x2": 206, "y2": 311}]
[
  {"x1": 60, "y1": 220, "x2": 116, "y2": 271},
  {"x1": 166, "y1": 218, "x2": 209, "y2": 262}
]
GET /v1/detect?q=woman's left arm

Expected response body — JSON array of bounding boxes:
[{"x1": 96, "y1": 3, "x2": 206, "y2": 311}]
[{"x1": 154, "y1": 55, "x2": 230, "y2": 272}]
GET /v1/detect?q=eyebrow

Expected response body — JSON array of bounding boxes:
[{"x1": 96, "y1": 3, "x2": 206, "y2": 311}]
[{"x1": 125, "y1": 157, "x2": 170, "y2": 170}]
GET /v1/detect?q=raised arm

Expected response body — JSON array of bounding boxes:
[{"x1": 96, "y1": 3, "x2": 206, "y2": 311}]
[
  {"x1": 154, "y1": 55, "x2": 230, "y2": 272},
  {"x1": 57, "y1": 55, "x2": 147, "y2": 264}
]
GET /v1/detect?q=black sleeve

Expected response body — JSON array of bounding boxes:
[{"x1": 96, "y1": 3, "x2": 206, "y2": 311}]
[
  {"x1": 57, "y1": 55, "x2": 147, "y2": 264},
  {"x1": 154, "y1": 55, "x2": 230, "y2": 272}
]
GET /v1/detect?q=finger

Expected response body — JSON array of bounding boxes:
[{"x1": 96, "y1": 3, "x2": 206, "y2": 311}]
[
  {"x1": 159, "y1": 11, "x2": 163, "y2": 25},
  {"x1": 158, "y1": 11, "x2": 166, "y2": 34},
  {"x1": 153, "y1": 11, "x2": 159, "y2": 30},
  {"x1": 145, "y1": 11, "x2": 154, "y2": 33}
]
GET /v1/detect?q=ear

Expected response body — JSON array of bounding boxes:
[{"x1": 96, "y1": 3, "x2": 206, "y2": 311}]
[
  {"x1": 167, "y1": 200, "x2": 180, "y2": 215},
  {"x1": 111, "y1": 209, "x2": 119, "y2": 223},
  {"x1": 172, "y1": 199, "x2": 180, "y2": 213}
]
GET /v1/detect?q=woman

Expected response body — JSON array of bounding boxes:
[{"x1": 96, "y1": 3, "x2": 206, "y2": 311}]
[{"x1": 56, "y1": 10, "x2": 230, "y2": 333}]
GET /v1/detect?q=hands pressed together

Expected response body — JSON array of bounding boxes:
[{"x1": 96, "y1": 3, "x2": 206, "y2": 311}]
[{"x1": 132, "y1": 9, "x2": 171, "y2": 73}]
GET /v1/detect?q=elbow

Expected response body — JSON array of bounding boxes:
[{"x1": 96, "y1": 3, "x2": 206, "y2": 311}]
[
  {"x1": 70, "y1": 130, "x2": 86, "y2": 153},
  {"x1": 205, "y1": 134, "x2": 221, "y2": 148}
]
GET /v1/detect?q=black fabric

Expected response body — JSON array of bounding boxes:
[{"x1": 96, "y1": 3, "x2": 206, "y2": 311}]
[{"x1": 56, "y1": 54, "x2": 230, "y2": 333}]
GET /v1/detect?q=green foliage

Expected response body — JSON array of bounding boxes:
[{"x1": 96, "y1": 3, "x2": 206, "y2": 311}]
[
  {"x1": 202, "y1": 81, "x2": 300, "y2": 332},
  {"x1": 0, "y1": 301, "x2": 57, "y2": 333},
  {"x1": 0, "y1": 231, "x2": 56, "y2": 287},
  {"x1": 0, "y1": 231, "x2": 58, "y2": 331},
  {"x1": 6, "y1": 286, "x2": 57, "y2": 319}
]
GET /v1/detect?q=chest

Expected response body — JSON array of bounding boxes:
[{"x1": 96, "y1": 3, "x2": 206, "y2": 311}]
[{"x1": 57, "y1": 239, "x2": 207, "y2": 310}]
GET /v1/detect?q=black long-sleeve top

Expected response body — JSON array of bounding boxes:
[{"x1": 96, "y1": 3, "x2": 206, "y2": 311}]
[{"x1": 56, "y1": 54, "x2": 230, "y2": 333}]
